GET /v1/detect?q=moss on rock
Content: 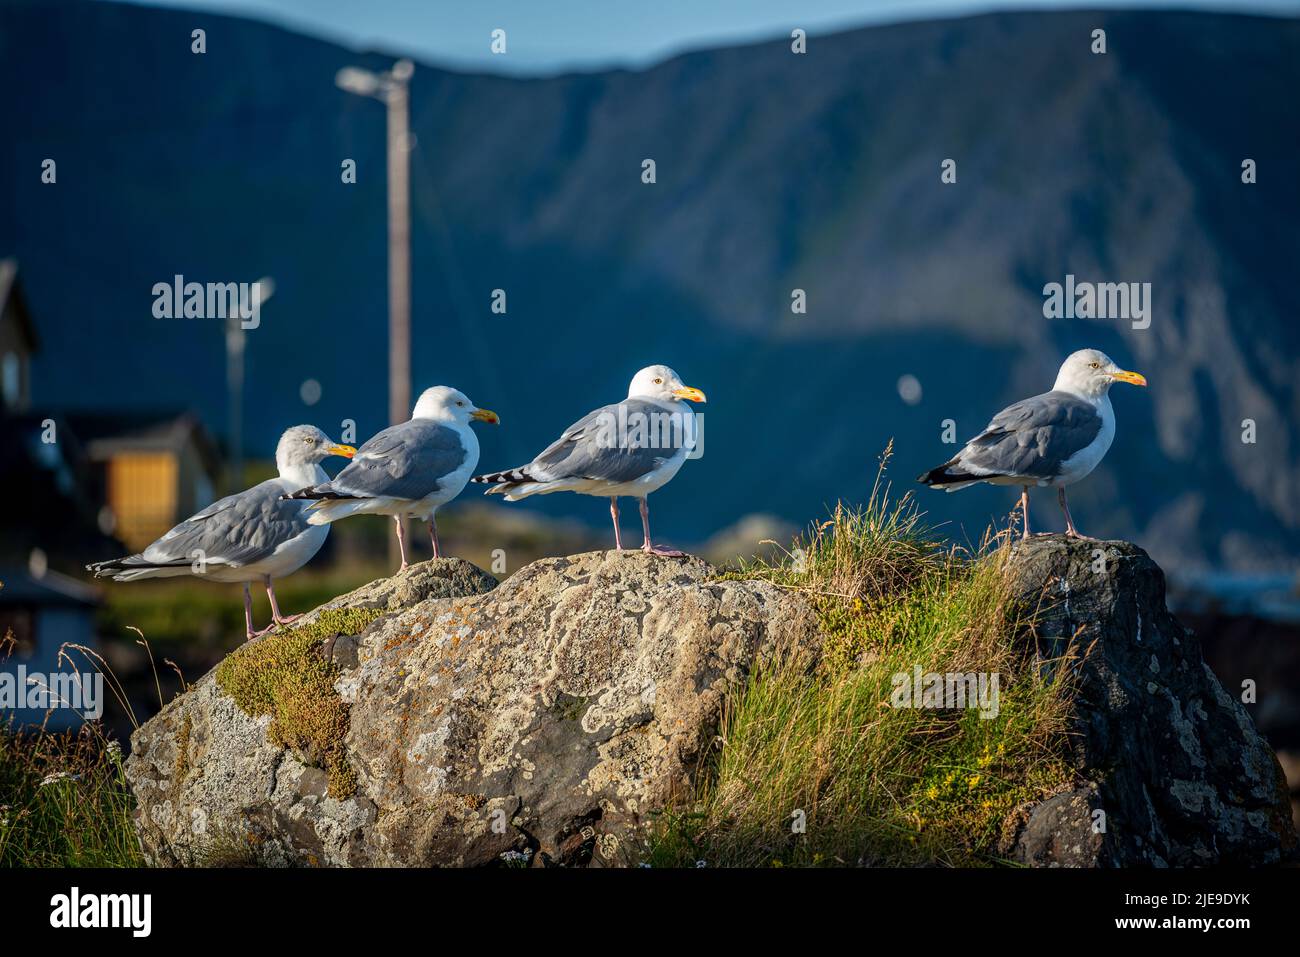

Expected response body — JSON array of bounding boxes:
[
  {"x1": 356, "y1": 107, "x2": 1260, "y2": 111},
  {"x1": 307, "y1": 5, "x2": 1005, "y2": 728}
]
[{"x1": 215, "y1": 607, "x2": 385, "y2": 798}]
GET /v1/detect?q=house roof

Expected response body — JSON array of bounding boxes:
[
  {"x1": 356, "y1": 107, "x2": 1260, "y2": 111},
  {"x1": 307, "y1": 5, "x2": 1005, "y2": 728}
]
[
  {"x1": 0, "y1": 567, "x2": 99, "y2": 609},
  {"x1": 64, "y1": 410, "x2": 222, "y2": 478},
  {"x1": 0, "y1": 258, "x2": 39, "y2": 352}
]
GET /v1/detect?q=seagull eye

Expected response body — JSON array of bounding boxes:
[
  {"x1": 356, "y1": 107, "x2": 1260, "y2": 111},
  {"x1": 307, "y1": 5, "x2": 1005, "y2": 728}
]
[
  {"x1": 457, "y1": 401, "x2": 464, "y2": 407},
  {"x1": 1089, "y1": 362, "x2": 1100, "y2": 369},
  {"x1": 654, "y1": 377, "x2": 663, "y2": 384}
]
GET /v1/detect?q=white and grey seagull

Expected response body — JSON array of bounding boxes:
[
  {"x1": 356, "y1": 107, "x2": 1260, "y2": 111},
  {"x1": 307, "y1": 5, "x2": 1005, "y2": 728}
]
[
  {"x1": 87, "y1": 425, "x2": 357, "y2": 640},
  {"x1": 284, "y1": 386, "x2": 499, "y2": 571},
  {"x1": 918, "y1": 348, "x2": 1147, "y2": 539},
  {"x1": 473, "y1": 364, "x2": 706, "y2": 555}
]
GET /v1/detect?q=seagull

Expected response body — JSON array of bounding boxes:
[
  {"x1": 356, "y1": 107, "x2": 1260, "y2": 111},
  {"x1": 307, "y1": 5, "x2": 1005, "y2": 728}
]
[
  {"x1": 473, "y1": 364, "x2": 706, "y2": 556},
  {"x1": 917, "y1": 348, "x2": 1146, "y2": 539},
  {"x1": 284, "y1": 386, "x2": 499, "y2": 571},
  {"x1": 87, "y1": 425, "x2": 356, "y2": 640}
]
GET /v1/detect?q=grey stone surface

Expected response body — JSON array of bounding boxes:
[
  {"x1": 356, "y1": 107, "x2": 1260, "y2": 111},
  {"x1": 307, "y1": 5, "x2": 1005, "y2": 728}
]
[
  {"x1": 1001, "y1": 536, "x2": 1297, "y2": 866},
  {"x1": 126, "y1": 551, "x2": 817, "y2": 866},
  {"x1": 126, "y1": 539, "x2": 1296, "y2": 867}
]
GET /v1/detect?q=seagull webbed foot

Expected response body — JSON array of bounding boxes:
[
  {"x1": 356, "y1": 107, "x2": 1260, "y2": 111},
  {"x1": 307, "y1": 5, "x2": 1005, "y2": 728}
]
[{"x1": 642, "y1": 544, "x2": 686, "y2": 557}]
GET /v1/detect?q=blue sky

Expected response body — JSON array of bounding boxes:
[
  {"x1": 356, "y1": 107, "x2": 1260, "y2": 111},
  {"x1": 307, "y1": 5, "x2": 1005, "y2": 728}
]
[{"x1": 115, "y1": 0, "x2": 1300, "y2": 73}]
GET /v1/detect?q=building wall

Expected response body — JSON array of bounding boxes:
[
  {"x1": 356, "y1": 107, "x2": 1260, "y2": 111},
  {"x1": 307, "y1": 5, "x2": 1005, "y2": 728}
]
[
  {"x1": 106, "y1": 451, "x2": 178, "y2": 551},
  {"x1": 0, "y1": 606, "x2": 100, "y2": 732},
  {"x1": 175, "y1": 442, "x2": 215, "y2": 519}
]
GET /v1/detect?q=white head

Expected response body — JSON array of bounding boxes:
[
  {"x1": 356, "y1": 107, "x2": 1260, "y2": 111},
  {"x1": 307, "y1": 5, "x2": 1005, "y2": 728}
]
[
  {"x1": 275, "y1": 425, "x2": 355, "y2": 472},
  {"x1": 627, "y1": 364, "x2": 707, "y2": 404},
  {"x1": 1052, "y1": 349, "x2": 1147, "y2": 399},
  {"x1": 411, "y1": 385, "x2": 500, "y2": 426}
]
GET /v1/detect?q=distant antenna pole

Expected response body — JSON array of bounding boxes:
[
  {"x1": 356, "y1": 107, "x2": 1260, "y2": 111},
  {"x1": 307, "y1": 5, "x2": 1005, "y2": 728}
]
[
  {"x1": 225, "y1": 318, "x2": 244, "y2": 494},
  {"x1": 225, "y1": 276, "x2": 274, "y2": 494},
  {"x1": 337, "y1": 59, "x2": 415, "y2": 566}
]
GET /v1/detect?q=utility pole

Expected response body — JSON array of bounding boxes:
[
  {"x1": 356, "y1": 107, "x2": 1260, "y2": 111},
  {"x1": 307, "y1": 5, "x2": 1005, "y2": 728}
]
[
  {"x1": 226, "y1": 276, "x2": 274, "y2": 493},
  {"x1": 385, "y1": 64, "x2": 412, "y2": 428},
  {"x1": 336, "y1": 59, "x2": 414, "y2": 428},
  {"x1": 337, "y1": 60, "x2": 414, "y2": 565}
]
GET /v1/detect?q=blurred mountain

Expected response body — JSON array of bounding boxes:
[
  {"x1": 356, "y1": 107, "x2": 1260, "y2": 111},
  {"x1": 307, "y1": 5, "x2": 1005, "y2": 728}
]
[{"x1": 1, "y1": 0, "x2": 1297, "y2": 571}]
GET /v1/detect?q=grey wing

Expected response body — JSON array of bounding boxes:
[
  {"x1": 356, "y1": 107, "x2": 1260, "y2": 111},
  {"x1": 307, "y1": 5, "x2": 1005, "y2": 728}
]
[
  {"x1": 141, "y1": 481, "x2": 308, "y2": 567},
  {"x1": 324, "y1": 420, "x2": 468, "y2": 501},
  {"x1": 531, "y1": 399, "x2": 673, "y2": 484},
  {"x1": 958, "y1": 391, "x2": 1102, "y2": 478}
]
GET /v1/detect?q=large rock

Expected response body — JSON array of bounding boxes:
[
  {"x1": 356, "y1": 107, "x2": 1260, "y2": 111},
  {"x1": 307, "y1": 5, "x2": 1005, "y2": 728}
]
[
  {"x1": 126, "y1": 551, "x2": 818, "y2": 866},
  {"x1": 1001, "y1": 536, "x2": 1296, "y2": 866},
  {"x1": 125, "y1": 559, "x2": 498, "y2": 866},
  {"x1": 126, "y1": 538, "x2": 1295, "y2": 868}
]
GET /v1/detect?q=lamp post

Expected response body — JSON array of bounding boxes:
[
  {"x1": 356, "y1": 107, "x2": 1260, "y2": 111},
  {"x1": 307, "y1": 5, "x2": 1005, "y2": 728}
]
[
  {"x1": 337, "y1": 59, "x2": 414, "y2": 566},
  {"x1": 226, "y1": 275, "x2": 274, "y2": 493},
  {"x1": 336, "y1": 59, "x2": 414, "y2": 429}
]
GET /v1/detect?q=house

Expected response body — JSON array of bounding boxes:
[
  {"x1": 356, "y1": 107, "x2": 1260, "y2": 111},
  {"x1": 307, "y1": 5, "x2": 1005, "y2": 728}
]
[
  {"x1": 0, "y1": 258, "x2": 223, "y2": 561},
  {"x1": 66, "y1": 412, "x2": 222, "y2": 552},
  {"x1": 0, "y1": 566, "x2": 101, "y2": 732},
  {"x1": 0, "y1": 258, "x2": 37, "y2": 413}
]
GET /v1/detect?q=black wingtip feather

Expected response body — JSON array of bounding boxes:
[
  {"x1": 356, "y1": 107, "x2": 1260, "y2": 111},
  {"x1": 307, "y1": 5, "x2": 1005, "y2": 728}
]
[
  {"x1": 917, "y1": 461, "x2": 973, "y2": 486},
  {"x1": 473, "y1": 467, "x2": 531, "y2": 485},
  {"x1": 282, "y1": 486, "x2": 354, "y2": 502}
]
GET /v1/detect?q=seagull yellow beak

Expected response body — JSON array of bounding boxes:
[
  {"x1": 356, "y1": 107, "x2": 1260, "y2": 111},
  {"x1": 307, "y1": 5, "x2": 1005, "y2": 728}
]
[
  {"x1": 471, "y1": 408, "x2": 501, "y2": 424},
  {"x1": 672, "y1": 386, "x2": 707, "y2": 403},
  {"x1": 327, "y1": 444, "x2": 357, "y2": 459},
  {"x1": 1111, "y1": 370, "x2": 1147, "y2": 387}
]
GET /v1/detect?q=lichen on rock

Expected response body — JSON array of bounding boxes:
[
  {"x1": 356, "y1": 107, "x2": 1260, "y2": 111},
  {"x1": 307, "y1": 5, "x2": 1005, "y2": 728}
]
[
  {"x1": 123, "y1": 542, "x2": 1296, "y2": 868},
  {"x1": 215, "y1": 607, "x2": 385, "y2": 798}
]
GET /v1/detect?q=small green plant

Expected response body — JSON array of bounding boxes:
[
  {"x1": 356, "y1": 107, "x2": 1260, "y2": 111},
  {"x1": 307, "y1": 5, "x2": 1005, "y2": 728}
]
[
  {"x1": 0, "y1": 721, "x2": 143, "y2": 867},
  {"x1": 216, "y1": 607, "x2": 385, "y2": 798},
  {"x1": 646, "y1": 454, "x2": 1077, "y2": 867}
]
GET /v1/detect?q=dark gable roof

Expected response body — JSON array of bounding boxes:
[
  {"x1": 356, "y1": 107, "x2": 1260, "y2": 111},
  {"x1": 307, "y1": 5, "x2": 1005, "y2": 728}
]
[
  {"x1": 0, "y1": 258, "x2": 39, "y2": 352},
  {"x1": 63, "y1": 410, "x2": 222, "y2": 477}
]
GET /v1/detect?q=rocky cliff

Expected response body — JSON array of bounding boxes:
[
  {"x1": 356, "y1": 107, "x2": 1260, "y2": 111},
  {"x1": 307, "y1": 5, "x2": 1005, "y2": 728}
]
[{"x1": 124, "y1": 540, "x2": 1295, "y2": 867}]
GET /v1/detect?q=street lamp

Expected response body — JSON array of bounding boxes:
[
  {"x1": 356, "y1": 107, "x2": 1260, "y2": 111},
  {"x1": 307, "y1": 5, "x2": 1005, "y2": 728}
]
[
  {"x1": 226, "y1": 275, "x2": 274, "y2": 492},
  {"x1": 338, "y1": 59, "x2": 414, "y2": 567},
  {"x1": 336, "y1": 58, "x2": 414, "y2": 430}
]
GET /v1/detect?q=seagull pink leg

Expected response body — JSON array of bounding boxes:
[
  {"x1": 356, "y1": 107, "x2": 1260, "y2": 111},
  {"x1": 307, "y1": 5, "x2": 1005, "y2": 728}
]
[
  {"x1": 1020, "y1": 486, "x2": 1032, "y2": 540},
  {"x1": 394, "y1": 515, "x2": 409, "y2": 572},
  {"x1": 640, "y1": 497, "x2": 684, "y2": 557},
  {"x1": 429, "y1": 514, "x2": 441, "y2": 559},
  {"x1": 610, "y1": 497, "x2": 623, "y2": 550},
  {"x1": 266, "y1": 577, "x2": 299, "y2": 627},
  {"x1": 1059, "y1": 487, "x2": 1094, "y2": 540},
  {"x1": 243, "y1": 583, "x2": 273, "y2": 641}
]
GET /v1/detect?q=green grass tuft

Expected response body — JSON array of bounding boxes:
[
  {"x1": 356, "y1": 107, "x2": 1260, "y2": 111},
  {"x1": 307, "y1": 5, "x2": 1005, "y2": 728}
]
[
  {"x1": 647, "y1": 459, "x2": 1076, "y2": 867},
  {"x1": 0, "y1": 722, "x2": 143, "y2": 867},
  {"x1": 215, "y1": 606, "x2": 385, "y2": 799}
]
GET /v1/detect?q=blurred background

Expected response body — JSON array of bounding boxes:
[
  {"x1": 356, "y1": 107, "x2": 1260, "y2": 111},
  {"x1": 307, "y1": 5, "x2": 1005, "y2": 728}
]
[{"x1": 0, "y1": 0, "x2": 1297, "y2": 813}]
